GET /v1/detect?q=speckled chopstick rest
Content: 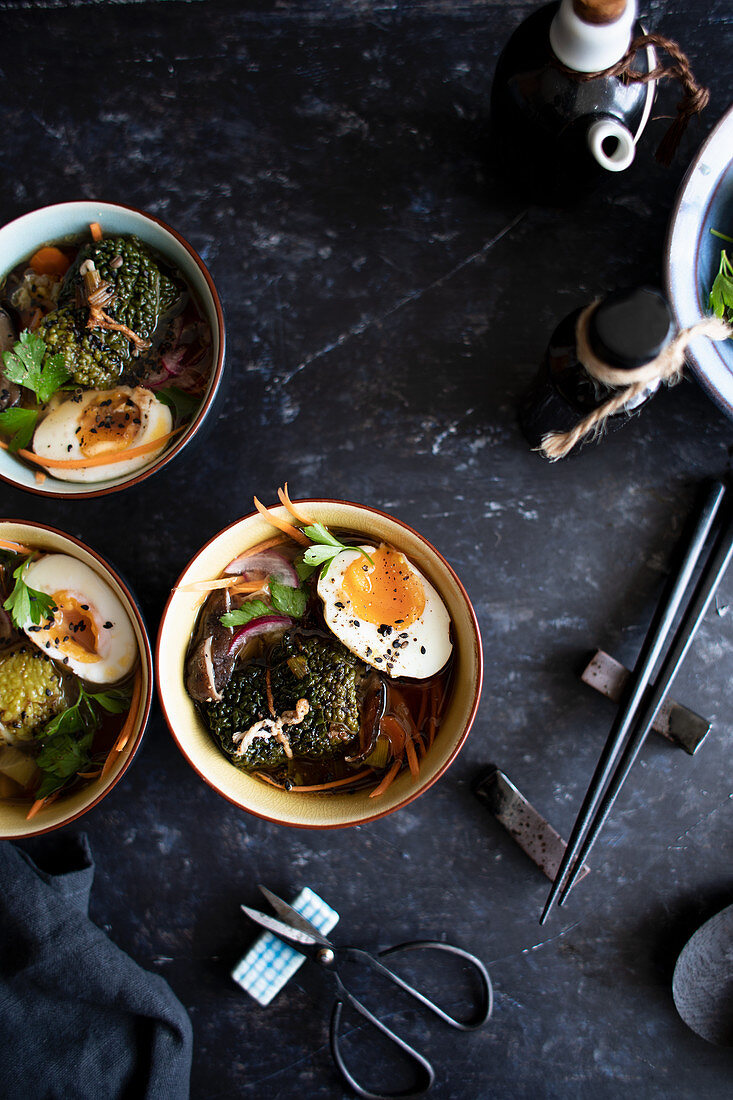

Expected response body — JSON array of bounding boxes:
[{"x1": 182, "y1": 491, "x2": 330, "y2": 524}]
[{"x1": 231, "y1": 887, "x2": 339, "y2": 1006}]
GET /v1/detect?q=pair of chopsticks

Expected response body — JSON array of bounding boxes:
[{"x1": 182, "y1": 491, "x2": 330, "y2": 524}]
[{"x1": 541, "y1": 478, "x2": 733, "y2": 924}]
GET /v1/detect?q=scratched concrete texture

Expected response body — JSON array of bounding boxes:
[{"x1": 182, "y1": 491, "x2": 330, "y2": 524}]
[{"x1": 2, "y1": 0, "x2": 732, "y2": 1097}]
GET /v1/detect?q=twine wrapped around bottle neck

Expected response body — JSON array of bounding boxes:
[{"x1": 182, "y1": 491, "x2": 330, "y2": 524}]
[
  {"x1": 539, "y1": 303, "x2": 733, "y2": 461},
  {"x1": 555, "y1": 33, "x2": 709, "y2": 165}
]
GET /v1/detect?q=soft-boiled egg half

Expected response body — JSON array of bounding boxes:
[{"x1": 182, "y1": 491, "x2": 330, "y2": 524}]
[
  {"x1": 21, "y1": 554, "x2": 137, "y2": 685},
  {"x1": 317, "y1": 544, "x2": 452, "y2": 678},
  {"x1": 32, "y1": 385, "x2": 172, "y2": 483}
]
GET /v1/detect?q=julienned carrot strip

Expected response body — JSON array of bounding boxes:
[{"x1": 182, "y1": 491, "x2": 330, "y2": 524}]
[
  {"x1": 27, "y1": 308, "x2": 42, "y2": 332},
  {"x1": 0, "y1": 537, "x2": 33, "y2": 554},
  {"x1": 253, "y1": 768, "x2": 374, "y2": 793},
  {"x1": 110, "y1": 667, "x2": 143, "y2": 754},
  {"x1": 175, "y1": 577, "x2": 264, "y2": 594},
  {"x1": 405, "y1": 737, "x2": 420, "y2": 778},
  {"x1": 242, "y1": 535, "x2": 288, "y2": 556},
  {"x1": 90, "y1": 222, "x2": 103, "y2": 241},
  {"x1": 253, "y1": 496, "x2": 310, "y2": 546},
  {"x1": 368, "y1": 760, "x2": 401, "y2": 799},
  {"x1": 278, "y1": 482, "x2": 314, "y2": 526},
  {"x1": 379, "y1": 714, "x2": 407, "y2": 756},
  {"x1": 15, "y1": 427, "x2": 183, "y2": 470},
  {"x1": 100, "y1": 667, "x2": 143, "y2": 780},
  {"x1": 29, "y1": 246, "x2": 71, "y2": 277},
  {"x1": 254, "y1": 772, "x2": 283, "y2": 788},
  {"x1": 25, "y1": 789, "x2": 61, "y2": 821},
  {"x1": 288, "y1": 768, "x2": 374, "y2": 793}
]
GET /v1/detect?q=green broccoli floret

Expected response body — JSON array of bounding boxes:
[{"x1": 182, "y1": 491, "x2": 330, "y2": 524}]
[
  {"x1": 68, "y1": 236, "x2": 179, "y2": 337},
  {"x1": 36, "y1": 236, "x2": 180, "y2": 389},
  {"x1": 36, "y1": 305, "x2": 128, "y2": 389},
  {"x1": 203, "y1": 633, "x2": 363, "y2": 773},
  {"x1": 0, "y1": 647, "x2": 66, "y2": 745}
]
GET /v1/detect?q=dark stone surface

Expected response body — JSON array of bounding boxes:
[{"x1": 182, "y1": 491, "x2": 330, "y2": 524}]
[{"x1": 1, "y1": 1, "x2": 732, "y2": 1097}]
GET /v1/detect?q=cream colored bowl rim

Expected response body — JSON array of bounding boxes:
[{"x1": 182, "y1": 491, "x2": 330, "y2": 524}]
[
  {"x1": 156, "y1": 499, "x2": 484, "y2": 828},
  {"x1": 0, "y1": 519, "x2": 154, "y2": 837}
]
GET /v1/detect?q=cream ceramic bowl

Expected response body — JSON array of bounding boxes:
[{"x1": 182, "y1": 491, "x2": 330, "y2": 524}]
[
  {"x1": 0, "y1": 200, "x2": 225, "y2": 498},
  {"x1": 0, "y1": 521, "x2": 153, "y2": 839},
  {"x1": 157, "y1": 500, "x2": 483, "y2": 829}
]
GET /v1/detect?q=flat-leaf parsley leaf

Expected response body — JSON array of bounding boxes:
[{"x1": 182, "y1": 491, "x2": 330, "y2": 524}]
[
  {"x1": 3, "y1": 560, "x2": 56, "y2": 628},
  {"x1": 2, "y1": 331, "x2": 71, "y2": 404}
]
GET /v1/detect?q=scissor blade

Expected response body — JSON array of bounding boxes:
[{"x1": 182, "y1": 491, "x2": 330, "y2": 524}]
[
  {"x1": 241, "y1": 905, "x2": 318, "y2": 948},
  {"x1": 258, "y1": 885, "x2": 332, "y2": 946}
]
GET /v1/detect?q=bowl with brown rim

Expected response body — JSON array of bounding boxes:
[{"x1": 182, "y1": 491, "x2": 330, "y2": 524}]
[
  {"x1": 0, "y1": 520, "x2": 153, "y2": 838},
  {"x1": 156, "y1": 499, "x2": 483, "y2": 829},
  {"x1": 0, "y1": 200, "x2": 225, "y2": 498}
]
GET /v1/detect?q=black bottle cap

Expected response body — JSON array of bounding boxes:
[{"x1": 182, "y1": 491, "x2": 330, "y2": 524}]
[{"x1": 588, "y1": 287, "x2": 674, "y2": 370}]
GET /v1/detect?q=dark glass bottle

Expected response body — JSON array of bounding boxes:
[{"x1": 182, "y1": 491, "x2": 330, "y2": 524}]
[
  {"x1": 489, "y1": 0, "x2": 655, "y2": 203},
  {"x1": 518, "y1": 286, "x2": 674, "y2": 453}
]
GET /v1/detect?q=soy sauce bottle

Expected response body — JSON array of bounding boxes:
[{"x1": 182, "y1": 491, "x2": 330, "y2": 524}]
[
  {"x1": 518, "y1": 286, "x2": 674, "y2": 454},
  {"x1": 489, "y1": 0, "x2": 656, "y2": 202}
]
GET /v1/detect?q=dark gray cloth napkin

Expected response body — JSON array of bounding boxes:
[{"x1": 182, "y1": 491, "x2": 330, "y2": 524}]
[{"x1": 0, "y1": 834, "x2": 192, "y2": 1100}]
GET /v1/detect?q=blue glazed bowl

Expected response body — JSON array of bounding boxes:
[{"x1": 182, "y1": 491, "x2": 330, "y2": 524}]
[{"x1": 665, "y1": 106, "x2": 733, "y2": 420}]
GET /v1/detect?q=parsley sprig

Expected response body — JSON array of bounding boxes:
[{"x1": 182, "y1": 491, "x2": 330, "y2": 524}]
[
  {"x1": 3, "y1": 559, "x2": 56, "y2": 628},
  {"x1": 2, "y1": 330, "x2": 70, "y2": 401},
  {"x1": 35, "y1": 683, "x2": 132, "y2": 799},
  {"x1": 709, "y1": 233, "x2": 733, "y2": 323},
  {"x1": 0, "y1": 331, "x2": 71, "y2": 452},
  {"x1": 301, "y1": 523, "x2": 374, "y2": 576},
  {"x1": 220, "y1": 578, "x2": 307, "y2": 629}
]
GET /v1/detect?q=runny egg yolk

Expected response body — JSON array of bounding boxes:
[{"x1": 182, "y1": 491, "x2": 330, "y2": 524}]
[
  {"x1": 34, "y1": 593, "x2": 101, "y2": 665},
  {"x1": 342, "y1": 545, "x2": 426, "y2": 629},
  {"x1": 78, "y1": 389, "x2": 141, "y2": 457}
]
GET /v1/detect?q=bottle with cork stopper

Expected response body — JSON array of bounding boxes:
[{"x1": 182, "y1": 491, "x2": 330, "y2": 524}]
[{"x1": 489, "y1": 0, "x2": 657, "y2": 201}]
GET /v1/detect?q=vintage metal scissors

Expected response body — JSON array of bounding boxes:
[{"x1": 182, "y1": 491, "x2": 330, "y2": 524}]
[{"x1": 242, "y1": 886, "x2": 493, "y2": 1100}]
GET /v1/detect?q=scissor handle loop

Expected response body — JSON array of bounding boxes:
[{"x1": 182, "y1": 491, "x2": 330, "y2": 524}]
[
  {"x1": 377, "y1": 940, "x2": 493, "y2": 1031},
  {"x1": 327, "y1": 941, "x2": 492, "y2": 1098},
  {"x1": 329, "y1": 994, "x2": 435, "y2": 1100}
]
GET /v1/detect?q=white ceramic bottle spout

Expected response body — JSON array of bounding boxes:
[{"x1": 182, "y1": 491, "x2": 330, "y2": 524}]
[{"x1": 587, "y1": 116, "x2": 636, "y2": 171}]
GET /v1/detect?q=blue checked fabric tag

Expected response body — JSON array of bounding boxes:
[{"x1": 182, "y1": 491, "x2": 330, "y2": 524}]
[{"x1": 232, "y1": 887, "x2": 339, "y2": 1006}]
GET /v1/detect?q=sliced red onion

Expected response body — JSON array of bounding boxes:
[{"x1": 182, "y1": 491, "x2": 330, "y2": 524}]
[
  {"x1": 228, "y1": 615, "x2": 292, "y2": 657},
  {"x1": 224, "y1": 550, "x2": 298, "y2": 587}
]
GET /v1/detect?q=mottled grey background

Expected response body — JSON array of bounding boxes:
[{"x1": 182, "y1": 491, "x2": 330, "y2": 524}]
[{"x1": 1, "y1": 1, "x2": 732, "y2": 1097}]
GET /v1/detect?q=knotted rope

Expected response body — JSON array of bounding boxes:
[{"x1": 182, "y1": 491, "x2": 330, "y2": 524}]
[
  {"x1": 539, "y1": 303, "x2": 732, "y2": 461},
  {"x1": 556, "y1": 33, "x2": 709, "y2": 165}
]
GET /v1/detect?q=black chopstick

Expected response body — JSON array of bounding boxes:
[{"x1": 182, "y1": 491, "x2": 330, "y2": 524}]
[
  {"x1": 539, "y1": 479, "x2": 728, "y2": 925},
  {"x1": 556, "y1": 492, "x2": 733, "y2": 906}
]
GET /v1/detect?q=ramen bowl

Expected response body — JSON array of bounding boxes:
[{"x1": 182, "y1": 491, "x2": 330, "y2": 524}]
[
  {"x1": 665, "y1": 106, "x2": 733, "y2": 419},
  {"x1": 0, "y1": 520, "x2": 153, "y2": 839},
  {"x1": 157, "y1": 499, "x2": 483, "y2": 829},
  {"x1": 0, "y1": 200, "x2": 225, "y2": 498}
]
